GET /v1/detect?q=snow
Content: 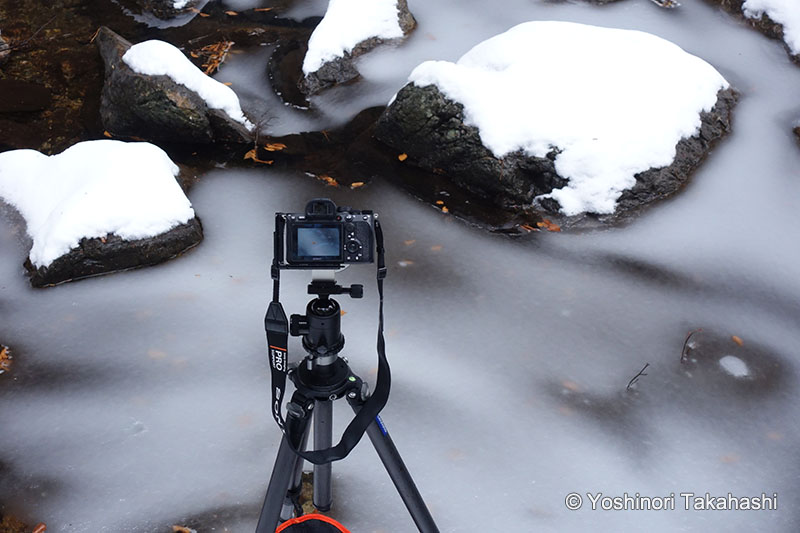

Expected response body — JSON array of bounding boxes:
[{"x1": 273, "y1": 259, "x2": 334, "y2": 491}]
[
  {"x1": 122, "y1": 40, "x2": 254, "y2": 130},
  {"x1": 744, "y1": 0, "x2": 800, "y2": 55},
  {"x1": 302, "y1": 0, "x2": 405, "y2": 74},
  {"x1": 719, "y1": 355, "x2": 751, "y2": 378},
  {"x1": 406, "y1": 21, "x2": 729, "y2": 216},
  {"x1": 173, "y1": 0, "x2": 190, "y2": 9},
  {"x1": 0, "y1": 140, "x2": 195, "y2": 268}
]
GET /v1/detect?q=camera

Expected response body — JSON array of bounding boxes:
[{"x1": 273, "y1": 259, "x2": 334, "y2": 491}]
[{"x1": 280, "y1": 199, "x2": 375, "y2": 268}]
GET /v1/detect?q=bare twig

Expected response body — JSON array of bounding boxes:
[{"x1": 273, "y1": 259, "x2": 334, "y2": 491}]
[
  {"x1": 8, "y1": 14, "x2": 58, "y2": 51},
  {"x1": 680, "y1": 328, "x2": 703, "y2": 364},
  {"x1": 626, "y1": 363, "x2": 650, "y2": 391}
]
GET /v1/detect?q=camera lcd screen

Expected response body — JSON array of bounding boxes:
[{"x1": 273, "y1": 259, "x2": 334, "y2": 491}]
[{"x1": 295, "y1": 224, "x2": 341, "y2": 259}]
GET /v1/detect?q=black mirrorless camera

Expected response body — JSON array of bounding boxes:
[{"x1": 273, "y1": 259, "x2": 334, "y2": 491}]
[{"x1": 280, "y1": 198, "x2": 375, "y2": 268}]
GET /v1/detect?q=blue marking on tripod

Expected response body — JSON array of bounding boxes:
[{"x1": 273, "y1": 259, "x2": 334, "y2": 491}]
[{"x1": 376, "y1": 415, "x2": 388, "y2": 436}]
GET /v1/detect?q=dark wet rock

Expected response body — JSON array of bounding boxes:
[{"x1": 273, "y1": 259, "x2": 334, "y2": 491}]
[
  {"x1": 25, "y1": 217, "x2": 203, "y2": 287},
  {"x1": 267, "y1": 38, "x2": 312, "y2": 108},
  {"x1": 300, "y1": 0, "x2": 416, "y2": 96},
  {"x1": 95, "y1": 26, "x2": 252, "y2": 145},
  {"x1": 127, "y1": 0, "x2": 202, "y2": 20},
  {"x1": 374, "y1": 83, "x2": 737, "y2": 222},
  {"x1": 705, "y1": 0, "x2": 799, "y2": 64},
  {"x1": 0, "y1": 79, "x2": 52, "y2": 113}
]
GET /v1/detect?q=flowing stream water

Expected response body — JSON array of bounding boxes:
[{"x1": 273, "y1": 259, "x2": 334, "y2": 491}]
[{"x1": 2, "y1": 0, "x2": 800, "y2": 531}]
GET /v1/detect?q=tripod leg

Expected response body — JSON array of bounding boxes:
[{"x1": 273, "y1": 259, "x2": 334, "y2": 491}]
[
  {"x1": 256, "y1": 396, "x2": 312, "y2": 533},
  {"x1": 350, "y1": 403, "x2": 440, "y2": 533},
  {"x1": 312, "y1": 400, "x2": 333, "y2": 511}
]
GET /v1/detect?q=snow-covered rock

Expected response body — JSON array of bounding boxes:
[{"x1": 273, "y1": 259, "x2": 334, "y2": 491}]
[
  {"x1": 300, "y1": 0, "x2": 416, "y2": 95},
  {"x1": 375, "y1": 21, "x2": 736, "y2": 220},
  {"x1": 709, "y1": 0, "x2": 800, "y2": 63},
  {"x1": 96, "y1": 26, "x2": 252, "y2": 145},
  {"x1": 0, "y1": 140, "x2": 202, "y2": 287}
]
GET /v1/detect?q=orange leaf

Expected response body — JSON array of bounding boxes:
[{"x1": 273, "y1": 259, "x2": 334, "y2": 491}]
[
  {"x1": 732, "y1": 335, "x2": 744, "y2": 346},
  {"x1": 225, "y1": 10, "x2": 238, "y2": 15},
  {"x1": 244, "y1": 149, "x2": 274, "y2": 165},
  {"x1": 441, "y1": 206, "x2": 449, "y2": 213},
  {"x1": 254, "y1": 7, "x2": 274, "y2": 11},
  {"x1": 350, "y1": 182, "x2": 365, "y2": 189},
  {"x1": 430, "y1": 245, "x2": 443, "y2": 252},
  {"x1": 318, "y1": 175, "x2": 339, "y2": 187},
  {"x1": 32, "y1": 523, "x2": 46, "y2": 533},
  {"x1": 222, "y1": 82, "x2": 232, "y2": 86},
  {"x1": 198, "y1": 12, "x2": 209, "y2": 17},
  {"x1": 536, "y1": 219, "x2": 561, "y2": 232},
  {"x1": 172, "y1": 527, "x2": 193, "y2": 533},
  {"x1": 264, "y1": 142, "x2": 287, "y2": 151},
  {"x1": 435, "y1": 200, "x2": 444, "y2": 205},
  {"x1": 103, "y1": 131, "x2": 112, "y2": 138},
  {"x1": 403, "y1": 239, "x2": 416, "y2": 246},
  {"x1": 189, "y1": 7, "x2": 201, "y2": 12},
  {"x1": 190, "y1": 51, "x2": 199, "y2": 58},
  {"x1": 398, "y1": 153, "x2": 408, "y2": 161},
  {"x1": 520, "y1": 224, "x2": 538, "y2": 232}
]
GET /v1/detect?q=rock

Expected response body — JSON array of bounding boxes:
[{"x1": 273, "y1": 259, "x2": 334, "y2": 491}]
[
  {"x1": 95, "y1": 26, "x2": 252, "y2": 144},
  {"x1": 300, "y1": 0, "x2": 416, "y2": 96},
  {"x1": 374, "y1": 22, "x2": 737, "y2": 223},
  {"x1": 25, "y1": 218, "x2": 203, "y2": 287},
  {"x1": 705, "y1": 0, "x2": 799, "y2": 64},
  {"x1": 131, "y1": 0, "x2": 202, "y2": 20},
  {"x1": 267, "y1": 38, "x2": 311, "y2": 109},
  {"x1": 376, "y1": 84, "x2": 736, "y2": 221}
]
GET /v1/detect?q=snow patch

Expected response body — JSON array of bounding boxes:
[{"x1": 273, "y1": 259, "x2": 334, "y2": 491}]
[
  {"x1": 743, "y1": 0, "x2": 800, "y2": 55},
  {"x1": 0, "y1": 140, "x2": 195, "y2": 268},
  {"x1": 406, "y1": 21, "x2": 729, "y2": 215},
  {"x1": 719, "y1": 355, "x2": 751, "y2": 378},
  {"x1": 123, "y1": 40, "x2": 254, "y2": 130},
  {"x1": 173, "y1": 0, "x2": 190, "y2": 9},
  {"x1": 303, "y1": 0, "x2": 404, "y2": 74}
]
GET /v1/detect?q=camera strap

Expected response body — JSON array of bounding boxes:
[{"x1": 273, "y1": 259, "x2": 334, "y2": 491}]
[{"x1": 265, "y1": 220, "x2": 390, "y2": 465}]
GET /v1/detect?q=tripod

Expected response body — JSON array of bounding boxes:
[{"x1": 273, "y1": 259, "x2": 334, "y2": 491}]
[{"x1": 255, "y1": 273, "x2": 439, "y2": 533}]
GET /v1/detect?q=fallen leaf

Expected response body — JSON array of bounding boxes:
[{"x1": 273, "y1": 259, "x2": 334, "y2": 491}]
[
  {"x1": 264, "y1": 142, "x2": 287, "y2": 151},
  {"x1": 430, "y1": 245, "x2": 443, "y2": 252},
  {"x1": 403, "y1": 239, "x2": 416, "y2": 246},
  {"x1": 435, "y1": 200, "x2": 444, "y2": 205},
  {"x1": 225, "y1": 10, "x2": 238, "y2": 15},
  {"x1": 520, "y1": 224, "x2": 538, "y2": 232},
  {"x1": 103, "y1": 131, "x2": 112, "y2": 138},
  {"x1": 254, "y1": 7, "x2": 274, "y2": 11},
  {"x1": 318, "y1": 174, "x2": 339, "y2": 187},
  {"x1": 561, "y1": 380, "x2": 581, "y2": 392},
  {"x1": 340, "y1": 310, "x2": 347, "y2": 316},
  {"x1": 33, "y1": 524, "x2": 46, "y2": 533},
  {"x1": 398, "y1": 153, "x2": 408, "y2": 161},
  {"x1": 536, "y1": 219, "x2": 561, "y2": 232},
  {"x1": 222, "y1": 82, "x2": 232, "y2": 86},
  {"x1": 172, "y1": 526, "x2": 195, "y2": 533},
  {"x1": 350, "y1": 182, "x2": 365, "y2": 189},
  {"x1": 732, "y1": 335, "x2": 744, "y2": 346},
  {"x1": 0, "y1": 345, "x2": 12, "y2": 374},
  {"x1": 189, "y1": 7, "x2": 201, "y2": 12},
  {"x1": 441, "y1": 206, "x2": 449, "y2": 213},
  {"x1": 198, "y1": 12, "x2": 209, "y2": 17},
  {"x1": 190, "y1": 51, "x2": 199, "y2": 58},
  {"x1": 243, "y1": 149, "x2": 274, "y2": 165}
]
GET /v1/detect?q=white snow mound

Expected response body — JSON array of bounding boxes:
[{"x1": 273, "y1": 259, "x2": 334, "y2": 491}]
[
  {"x1": 0, "y1": 140, "x2": 196, "y2": 268},
  {"x1": 303, "y1": 0, "x2": 404, "y2": 75},
  {"x1": 743, "y1": 0, "x2": 800, "y2": 55},
  {"x1": 123, "y1": 40, "x2": 253, "y2": 130},
  {"x1": 406, "y1": 21, "x2": 730, "y2": 216}
]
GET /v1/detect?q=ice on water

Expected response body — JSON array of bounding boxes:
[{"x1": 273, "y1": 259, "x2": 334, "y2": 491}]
[{"x1": 2, "y1": 1, "x2": 800, "y2": 532}]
